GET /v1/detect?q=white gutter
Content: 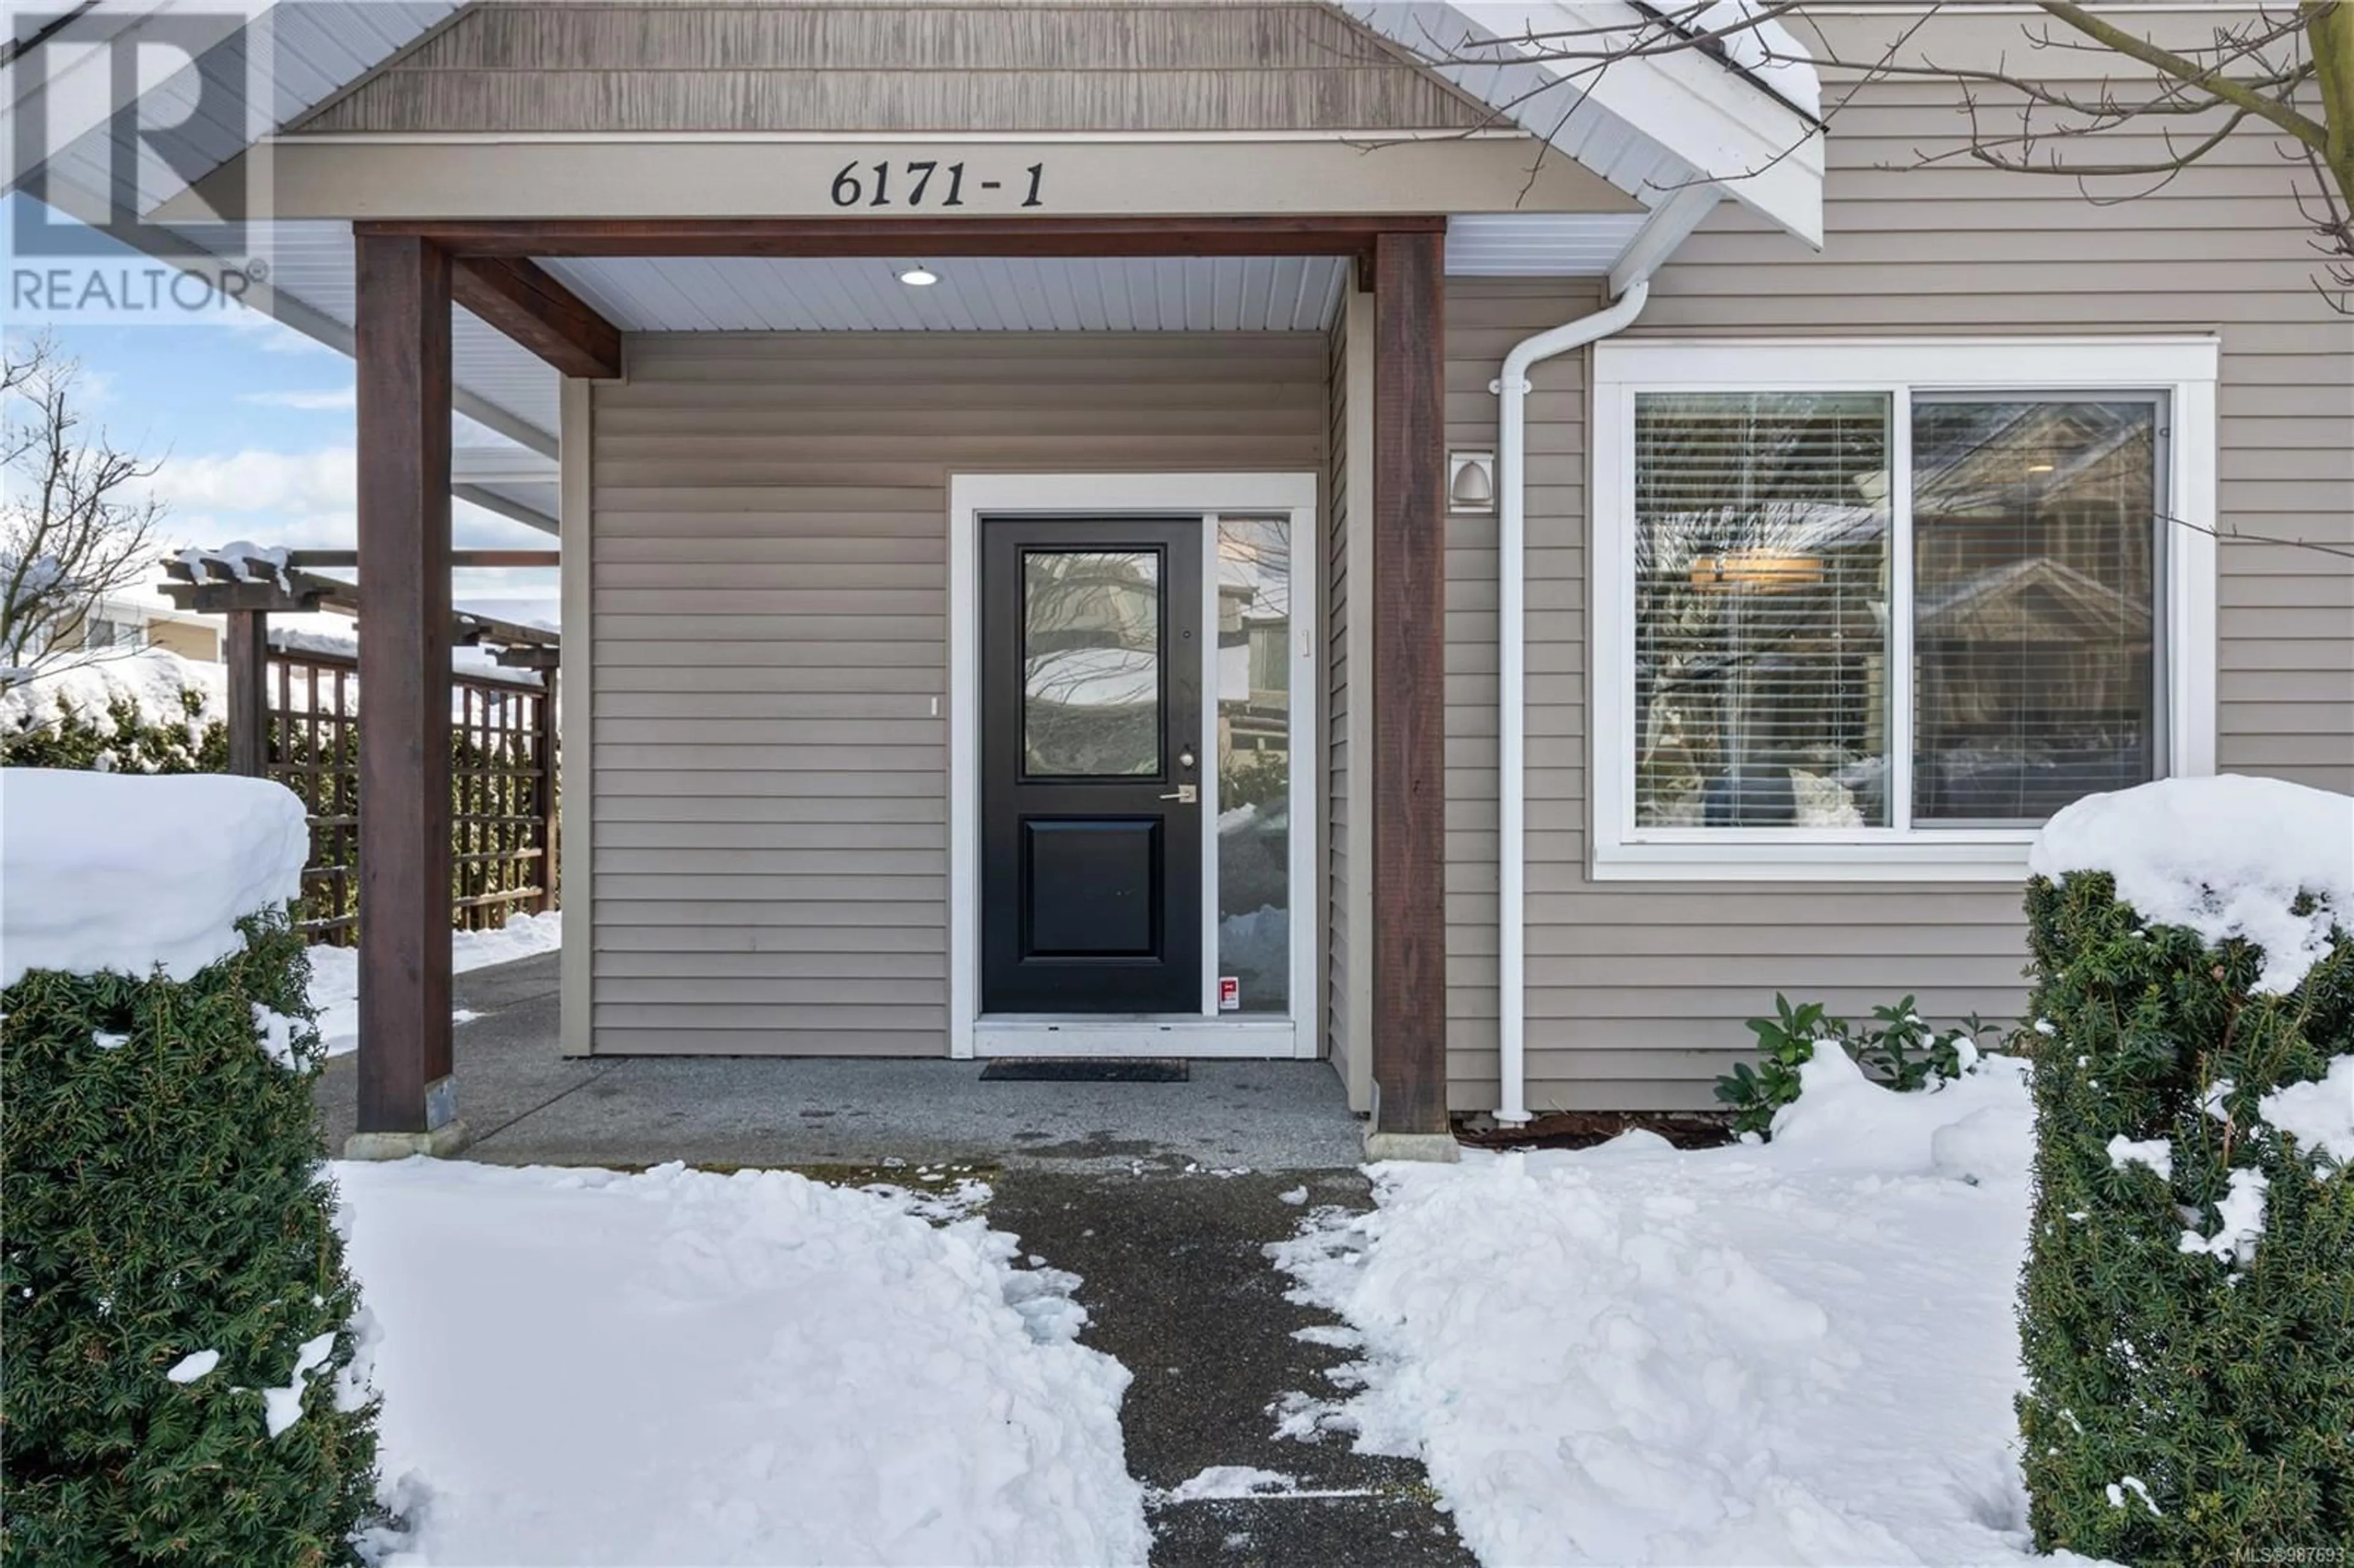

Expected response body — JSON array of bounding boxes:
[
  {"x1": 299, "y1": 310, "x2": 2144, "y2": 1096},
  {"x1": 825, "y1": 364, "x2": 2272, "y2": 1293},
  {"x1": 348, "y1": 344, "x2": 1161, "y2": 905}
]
[{"x1": 1490, "y1": 277, "x2": 1651, "y2": 1125}]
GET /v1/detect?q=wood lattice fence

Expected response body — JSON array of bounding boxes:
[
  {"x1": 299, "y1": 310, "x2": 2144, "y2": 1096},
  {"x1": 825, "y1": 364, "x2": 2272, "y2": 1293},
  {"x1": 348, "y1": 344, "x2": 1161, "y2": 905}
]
[{"x1": 264, "y1": 644, "x2": 559, "y2": 946}]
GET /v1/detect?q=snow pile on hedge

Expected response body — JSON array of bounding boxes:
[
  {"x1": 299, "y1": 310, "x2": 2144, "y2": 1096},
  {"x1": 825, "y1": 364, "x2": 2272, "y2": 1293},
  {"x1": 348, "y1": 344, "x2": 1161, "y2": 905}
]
[
  {"x1": 2261, "y1": 1052, "x2": 2354, "y2": 1165},
  {"x1": 1273, "y1": 1051, "x2": 2068, "y2": 1566},
  {"x1": 342, "y1": 1159, "x2": 1148, "y2": 1567},
  {"x1": 2028, "y1": 774, "x2": 2353, "y2": 995},
  {"x1": 0, "y1": 769, "x2": 308, "y2": 984},
  {"x1": 306, "y1": 910, "x2": 563, "y2": 1056},
  {"x1": 0, "y1": 647, "x2": 225, "y2": 743}
]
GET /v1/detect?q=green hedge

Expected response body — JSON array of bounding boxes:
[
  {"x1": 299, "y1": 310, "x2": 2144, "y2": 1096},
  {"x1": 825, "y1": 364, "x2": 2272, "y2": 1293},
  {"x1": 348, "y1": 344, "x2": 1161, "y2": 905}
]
[
  {"x1": 0, "y1": 911, "x2": 382, "y2": 1564},
  {"x1": 2017, "y1": 869, "x2": 2354, "y2": 1562},
  {"x1": 0, "y1": 688, "x2": 225, "y2": 774}
]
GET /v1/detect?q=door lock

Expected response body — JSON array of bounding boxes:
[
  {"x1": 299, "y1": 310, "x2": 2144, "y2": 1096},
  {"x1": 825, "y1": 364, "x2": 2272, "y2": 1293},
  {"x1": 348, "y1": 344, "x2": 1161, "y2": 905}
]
[{"x1": 1160, "y1": 784, "x2": 1199, "y2": 804}]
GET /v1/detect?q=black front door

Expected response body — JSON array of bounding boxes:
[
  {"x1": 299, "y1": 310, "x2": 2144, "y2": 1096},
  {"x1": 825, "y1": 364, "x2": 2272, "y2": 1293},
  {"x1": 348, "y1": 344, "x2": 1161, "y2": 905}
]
[{"x1": 981, "y1": 517, "x2": 1203, "y2": 1014}]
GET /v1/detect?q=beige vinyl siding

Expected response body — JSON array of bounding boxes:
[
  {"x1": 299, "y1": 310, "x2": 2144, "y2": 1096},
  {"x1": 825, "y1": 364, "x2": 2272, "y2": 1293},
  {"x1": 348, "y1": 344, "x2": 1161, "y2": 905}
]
[
  {"x1": 299, "y1": 2, "x2": 1496, "y2": 134},
  {"x1": 143, "y1": 618, "x2": 220, "y2": 662},
  {"x1": 1328, "y1": 289, "x2": 1377, "y2": 1111},
  {"x1": 1457, "y1": 15, "x2": 2353, "y2": 1113},
  {"x1": 588, "y1": 332, "x2": 1325, "y2": 1055},
  {"x1": 1441, "y1": 279, "x2": 1601, "y2": 1111},
  {"x1": 1324, "y1": 306, "x2": 1350, "y2": 1081}
]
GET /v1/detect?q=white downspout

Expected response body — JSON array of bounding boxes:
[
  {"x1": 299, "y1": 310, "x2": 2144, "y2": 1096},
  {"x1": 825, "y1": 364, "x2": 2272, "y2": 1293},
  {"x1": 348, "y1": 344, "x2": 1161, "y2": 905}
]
[{"x1": 1490, "y1": 278, "x2": 1651, "y2": 1125}]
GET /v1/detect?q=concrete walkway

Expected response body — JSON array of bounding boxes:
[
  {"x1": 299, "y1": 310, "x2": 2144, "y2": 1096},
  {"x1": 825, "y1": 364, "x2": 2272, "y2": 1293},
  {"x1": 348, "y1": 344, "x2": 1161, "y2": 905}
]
[
  {"x1": 313, "y1": 953, "x2": 1471, "y2": 1566},
  {"x1": 316, "y1": 952, "x2": 1366, "y2": 1172}
]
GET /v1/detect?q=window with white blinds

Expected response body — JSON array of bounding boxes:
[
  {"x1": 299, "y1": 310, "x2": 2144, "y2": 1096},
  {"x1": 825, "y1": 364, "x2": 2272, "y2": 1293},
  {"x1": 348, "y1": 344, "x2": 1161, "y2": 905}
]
[
  {"x1": 1592, "y1": 337, "x2": 2214, "y2": 878},
  {"x1": 1634, "y1": 392, "x2": 1894, "y2": 829},
  {"x1": 1632, "y1": 390, "x2": 2163, "y2": 834}
]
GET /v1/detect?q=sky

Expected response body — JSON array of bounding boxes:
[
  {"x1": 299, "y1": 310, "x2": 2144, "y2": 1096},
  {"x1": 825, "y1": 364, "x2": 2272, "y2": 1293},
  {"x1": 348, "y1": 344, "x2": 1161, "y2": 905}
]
[{"x1": 7, "y1": 197, "x2": 560, "y2": 624}]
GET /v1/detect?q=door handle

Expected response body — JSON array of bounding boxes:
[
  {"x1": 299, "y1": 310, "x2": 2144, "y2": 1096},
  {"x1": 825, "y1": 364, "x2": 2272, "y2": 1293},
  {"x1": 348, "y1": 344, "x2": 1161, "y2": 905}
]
[{"x1": 1159, "y1": 785, "x2": 1198, "y2": 804}]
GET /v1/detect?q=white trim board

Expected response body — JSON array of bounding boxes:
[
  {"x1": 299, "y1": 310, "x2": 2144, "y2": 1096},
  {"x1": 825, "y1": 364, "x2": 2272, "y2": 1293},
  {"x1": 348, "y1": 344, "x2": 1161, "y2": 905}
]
[
  {"x1": 947, "y1": 472, "x2": 1322, "y2": 1059},
  {"x1": 557, "y1": 378, "x2": 595, "y2": 1054},
  {"x1": 1587, "y1": 335, "x2": 2220, "y2": 883}
]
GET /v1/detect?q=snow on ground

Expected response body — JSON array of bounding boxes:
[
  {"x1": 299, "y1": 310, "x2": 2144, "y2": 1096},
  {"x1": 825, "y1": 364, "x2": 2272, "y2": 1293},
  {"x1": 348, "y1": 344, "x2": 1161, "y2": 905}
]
[
  {"x1": 338, "y1": 1159, "x2": 1148, "y2": 1567},
  {"x1": 308, "y1": 911, "x2": 562, "y2": 1056},
  {"x1": 1, "y1": 769, "x2": 308, "y2": 985},
  {"x1": 2030, "y1": 774, "x2": 2353, "y2": 995},
  {"x1": 1274, "y1": 1049, "x2": 2100, "y2": 1567}
]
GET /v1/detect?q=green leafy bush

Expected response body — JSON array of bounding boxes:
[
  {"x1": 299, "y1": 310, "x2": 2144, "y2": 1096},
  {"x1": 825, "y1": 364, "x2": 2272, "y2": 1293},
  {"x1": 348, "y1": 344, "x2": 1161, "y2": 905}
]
[
  {"x1": 1, "y1": 910, "x2": 382, "y2": 1564},
  {"x1": 1217, "y1": 748, "x2": 1289, "y2": 812},
  {"x1": 2016, "y1": 869, "x2": 2353, "y2": 1562},
  {"x1": 1714, "y1": 992, "x2": 1990, "y2": 1135}
]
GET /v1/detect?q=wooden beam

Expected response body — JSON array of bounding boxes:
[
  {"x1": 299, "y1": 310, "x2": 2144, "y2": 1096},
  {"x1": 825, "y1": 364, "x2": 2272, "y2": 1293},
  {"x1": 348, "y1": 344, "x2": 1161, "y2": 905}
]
[
  {"x1": 451, "y1": 256, "x2": 623, "y2": 379},
  {"x1": 354, "y1": 231, "x2": 457, "y2": 1142},
  {"x1": 161, "y1": 579, "x2": 336, "y2": 615},
  {"x1": 1369, "y1": 228, "x2": 1449, "y2": 1140},
  {"x1": 223, "y1": 610, "x2": 270, "y2": 780},
  {"x1": 357, "y1": 213, "x2": 1447, "y2": 261},
  {"x1": 287, "y1": 549, "x2": 560, "y2": 570}
]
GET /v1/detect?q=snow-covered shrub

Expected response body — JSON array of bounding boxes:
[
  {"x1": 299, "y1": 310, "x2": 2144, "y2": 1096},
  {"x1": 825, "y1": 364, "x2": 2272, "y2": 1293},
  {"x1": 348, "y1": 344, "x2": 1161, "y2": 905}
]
[
  {"x1": 2016, "y1": 775, "x2": 2353, "y2": 1561},
  {"x1": 0, "y1": 771, "x2": 381, "y2": 1562},
  {"x1": 1715, "y1": 992, "x2": 1992, "y2": 1135},
  {"x1": 0, "y1": 648, "x2": 227, "y2": 772}
]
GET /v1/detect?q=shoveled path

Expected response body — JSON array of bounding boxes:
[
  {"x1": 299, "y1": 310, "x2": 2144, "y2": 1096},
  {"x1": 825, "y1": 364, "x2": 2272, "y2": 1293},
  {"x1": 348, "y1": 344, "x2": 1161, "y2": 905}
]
[
  {"x1": 991, "y1": 1170, "x2": 1476, "y2": 1568},
  {"x1": 317, "y1": 953, "x2": 1474, "y2": 1566}
]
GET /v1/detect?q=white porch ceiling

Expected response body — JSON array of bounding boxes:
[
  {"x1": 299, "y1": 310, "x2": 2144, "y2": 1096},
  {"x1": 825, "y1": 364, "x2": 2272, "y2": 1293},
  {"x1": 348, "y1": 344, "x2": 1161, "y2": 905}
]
[
  {"x1": 541, "y1": 215, "x2": 1654, "y2": 332},
  {"x1": 543, "y1": 254, "x2": 1355, "y2": 334}
]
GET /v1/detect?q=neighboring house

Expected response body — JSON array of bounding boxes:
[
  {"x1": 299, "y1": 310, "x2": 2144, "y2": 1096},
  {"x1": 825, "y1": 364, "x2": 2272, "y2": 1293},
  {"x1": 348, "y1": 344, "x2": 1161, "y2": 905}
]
[
  {"x1": 23, "y1": 2, "x2": 2348, "y2": 1157},
  {"x1": 61, "y1": 596, "x2": 224, "y2": 664}
]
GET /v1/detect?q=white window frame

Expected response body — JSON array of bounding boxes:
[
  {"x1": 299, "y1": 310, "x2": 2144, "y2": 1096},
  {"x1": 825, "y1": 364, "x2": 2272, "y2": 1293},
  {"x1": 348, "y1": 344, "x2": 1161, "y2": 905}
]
[{"x1": 1590, "y1": 336, "x2": 2218, "y2": 882}]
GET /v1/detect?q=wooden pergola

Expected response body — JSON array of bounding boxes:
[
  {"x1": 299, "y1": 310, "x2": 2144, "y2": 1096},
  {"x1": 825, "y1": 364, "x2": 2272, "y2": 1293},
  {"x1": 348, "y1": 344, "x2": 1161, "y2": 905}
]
[
  {"x1": 161, "y1": 547, "x2": 563, "y2": 776},
  {"x1": 342, "y1": 215, "x2": 1448, "y2": 1153}
]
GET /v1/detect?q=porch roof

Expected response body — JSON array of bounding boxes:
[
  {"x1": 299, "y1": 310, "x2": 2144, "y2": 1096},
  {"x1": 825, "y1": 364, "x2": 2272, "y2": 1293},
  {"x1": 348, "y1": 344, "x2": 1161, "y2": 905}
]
[{"x1": 15, "y1": 0, "x2": 1826, "y2": 519}]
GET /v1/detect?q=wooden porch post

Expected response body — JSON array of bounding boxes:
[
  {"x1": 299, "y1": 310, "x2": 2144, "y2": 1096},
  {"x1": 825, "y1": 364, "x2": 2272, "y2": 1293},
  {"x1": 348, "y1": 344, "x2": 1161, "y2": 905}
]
[
  {"x1": 352, "y1": 232, "x2": 461, "y2": 1151},
  {"x1": 1368, "y1": 228, "x2": 1450, "y2": 1146},
  {"x1": 222, "y1": 609, "x2": 270, "y2": 778}
]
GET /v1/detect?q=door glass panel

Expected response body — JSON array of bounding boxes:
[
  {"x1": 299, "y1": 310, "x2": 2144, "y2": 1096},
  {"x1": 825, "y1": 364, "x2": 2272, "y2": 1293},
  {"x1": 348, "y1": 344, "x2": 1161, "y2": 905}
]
[
  {"x1": 1023, "y1": 549, "x2": 1161, "y2": 777},
  {"x1": 1215, "y1": 516, "x2": 1290, "y2": 1014}
]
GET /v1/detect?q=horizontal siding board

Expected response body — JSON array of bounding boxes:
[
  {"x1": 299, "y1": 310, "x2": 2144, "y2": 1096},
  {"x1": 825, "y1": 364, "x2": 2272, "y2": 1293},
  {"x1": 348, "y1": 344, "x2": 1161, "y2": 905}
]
[
  {"x1": 1449, "y1": 25, "x2": 2351, "y2": 1114},
  {"x1": 590, "y1": 329, "x2": 1324, "y2": 1055},
  {"x1": 591, "y1": 1029, "x2": 943, "y2": 1057}
]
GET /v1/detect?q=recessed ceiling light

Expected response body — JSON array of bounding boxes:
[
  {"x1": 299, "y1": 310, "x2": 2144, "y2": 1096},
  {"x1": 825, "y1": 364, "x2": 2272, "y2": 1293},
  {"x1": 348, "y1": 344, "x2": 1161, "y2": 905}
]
[
  {"x1": 2026, "y1": 463, "x2": 2055, "y2": 473},
  {"x1": 898, "y1": 265, "x2": 939, "y2": 287}
]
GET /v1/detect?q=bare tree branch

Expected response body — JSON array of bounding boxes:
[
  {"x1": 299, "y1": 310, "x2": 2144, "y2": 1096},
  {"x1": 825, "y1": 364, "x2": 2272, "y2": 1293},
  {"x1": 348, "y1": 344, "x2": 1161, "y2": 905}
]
[
  {"x1": 1385, "y1": 1, "x2": 2350, "y2": 308},
  {"x1": 1, "y1": 333, "x2": 169, "y2": 682}
]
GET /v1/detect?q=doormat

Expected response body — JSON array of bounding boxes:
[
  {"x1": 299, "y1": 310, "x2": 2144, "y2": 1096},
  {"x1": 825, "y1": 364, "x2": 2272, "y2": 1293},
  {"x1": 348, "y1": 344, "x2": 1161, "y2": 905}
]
[{"x1": 979, "y1": 1058, "x2": 1190, "y2": 1083}]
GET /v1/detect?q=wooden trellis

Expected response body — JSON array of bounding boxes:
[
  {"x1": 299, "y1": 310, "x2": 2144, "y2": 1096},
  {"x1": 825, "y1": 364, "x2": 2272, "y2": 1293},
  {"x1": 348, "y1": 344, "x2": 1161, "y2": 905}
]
[{"x1": 162, "y1": 549, "x2": 560, "y2": 945}]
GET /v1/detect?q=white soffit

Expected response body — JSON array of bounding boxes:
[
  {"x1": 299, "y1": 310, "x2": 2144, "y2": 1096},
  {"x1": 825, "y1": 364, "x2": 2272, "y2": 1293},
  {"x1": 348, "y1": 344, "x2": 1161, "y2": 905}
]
[
  {"x1": 540, "y1": 255, "x2": 1357, "y2": 333},
  {"x1": 1344, "y1": 2, "x2": 1826, "y2": 247},
  {"x1": 1446, "y1": 212, "x2": 1650, "y2": 275},
  {"x1": 14, "y1": 1, "x2": 462, "y2": 219}
]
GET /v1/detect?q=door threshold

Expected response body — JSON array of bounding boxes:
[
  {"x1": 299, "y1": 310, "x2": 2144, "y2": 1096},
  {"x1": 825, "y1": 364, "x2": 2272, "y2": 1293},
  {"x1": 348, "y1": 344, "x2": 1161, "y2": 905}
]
[{"x1": 973, "y1": 1017, "x2": 1300, "y2": 1059}]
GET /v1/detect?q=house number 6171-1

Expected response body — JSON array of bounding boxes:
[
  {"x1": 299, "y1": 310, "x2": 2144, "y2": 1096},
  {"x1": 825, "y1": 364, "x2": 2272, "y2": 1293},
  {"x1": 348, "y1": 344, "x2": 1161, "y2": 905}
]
[{"x1": 829, "y1": 160, "x2": 1046, "y2": 210}]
